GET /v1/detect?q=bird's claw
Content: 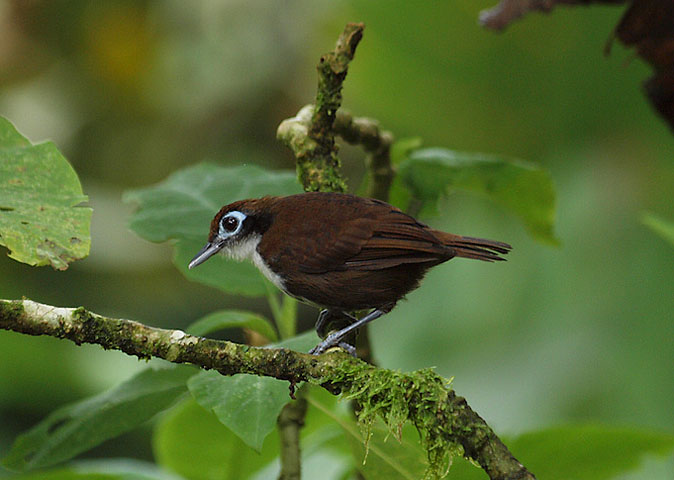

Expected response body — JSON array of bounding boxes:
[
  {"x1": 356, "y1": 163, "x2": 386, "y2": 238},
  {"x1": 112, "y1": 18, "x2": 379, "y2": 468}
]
[{"x1": 309, "y1": 332, "x2": 356, "y2": 357}]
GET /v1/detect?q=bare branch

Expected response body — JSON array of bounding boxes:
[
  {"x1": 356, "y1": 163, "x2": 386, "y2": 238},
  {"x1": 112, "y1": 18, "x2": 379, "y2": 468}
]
[{"x1": 480, "y1": 0, "x2": 624, "y2": 31}]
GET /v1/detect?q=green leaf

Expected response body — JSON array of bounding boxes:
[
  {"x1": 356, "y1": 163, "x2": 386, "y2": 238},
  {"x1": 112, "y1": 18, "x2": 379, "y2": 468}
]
[
  {"x1": 390, "y1": 137, "x2": 423, "y2": 167},
  {"x1": 186, "y1": 309, "x2": 278, "y2": 342},
  {"x1": 392, "y1": 147, "x2": 558, "y2": 245},
  {"x1": 0, "y1": 116, "x2": 91, "y2": 269},
  {"x1": 641, "y1": 211, "x2": 674, "y2": 247},
  {"x1": 273, "y1": 329, "x2": 320, "y2": 353},
  {"x1": 187, "y1": 371, "x2": 289, "y2": 452},
  {"x1": 186, "y1": 330, "x2": 319, "y2": 451},
  {"x1": 307, "y1": 392, "x2": 431, "y2": 480},
  {"x1": 348, "y1": 422, "x2": 430, "y2": 480},
  {"x1": 10, "y1": 459, "x2": 186, "y2": 480},
  {"x1": 124, "y1": 163, "x2": 302, "y2": 297},
  {"x1": 510, "y1": 425, "x2": 674, "y2": 480},
  {"x1": 153, "y1": 398, "x2": 279, "y2": 480},
  {"x1": 2, "y1": 366, "x2": 194, "y2": 472},
  {"x1": 173, "y1": 238, "x2": 270, "y2": 297}
]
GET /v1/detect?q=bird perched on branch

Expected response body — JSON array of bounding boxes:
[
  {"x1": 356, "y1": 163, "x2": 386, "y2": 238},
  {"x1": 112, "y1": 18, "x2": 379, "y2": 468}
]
[{"x1": 189, "y1": 192, "x2": 510, "y2": 355}]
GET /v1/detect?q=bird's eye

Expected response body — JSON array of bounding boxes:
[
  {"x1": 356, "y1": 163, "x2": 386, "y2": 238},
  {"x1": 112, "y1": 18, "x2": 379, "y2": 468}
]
[
  {"x1": 222, "y1": 216, "x2": 239, "y2": 232},
  {"x1": 217, "y1": 210, "x2": 246, "y2": 238}
]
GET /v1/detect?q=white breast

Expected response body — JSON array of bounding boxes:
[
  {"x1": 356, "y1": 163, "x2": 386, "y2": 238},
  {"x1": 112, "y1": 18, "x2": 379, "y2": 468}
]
[{"x1": 225, "y1": 235, "x2": 286, "y2": 292}]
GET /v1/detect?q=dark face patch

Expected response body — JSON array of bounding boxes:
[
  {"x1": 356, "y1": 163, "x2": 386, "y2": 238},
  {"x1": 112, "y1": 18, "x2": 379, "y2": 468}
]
[{"x1": 207, "y1": 198, "x2": 275, "y2": 243}]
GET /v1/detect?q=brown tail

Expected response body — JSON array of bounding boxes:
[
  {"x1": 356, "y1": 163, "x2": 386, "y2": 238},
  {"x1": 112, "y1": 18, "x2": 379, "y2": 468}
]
[{"x1": 432, "y1": 231, "x2": 511, "y2": 262}]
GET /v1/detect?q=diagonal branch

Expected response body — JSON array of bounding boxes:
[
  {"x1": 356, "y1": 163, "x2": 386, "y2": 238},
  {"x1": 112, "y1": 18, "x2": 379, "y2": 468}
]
[
  {"x1": 0, "y1": 299, "x2": 535, "y2": 480},
  {"x1": 479, "y1": 0, "x2": 625, "y2": 31}
]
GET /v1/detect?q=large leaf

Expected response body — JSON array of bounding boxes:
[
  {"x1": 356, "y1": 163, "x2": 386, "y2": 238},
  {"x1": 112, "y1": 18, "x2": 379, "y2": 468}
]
[
  {"x1": 153, "y1": 399, "x2": 280, "y2": 480},
  {"x1": 187, "y1": 372, "x2": 289, "y2": 452},
  {"x1": 510, "y1": 425, "x2": 674, "y2": 480},
  {"x1": 186, "y1": 331, "x2": 319, "y2": 451},
  {"x1": 348, "y1": 423, "x2": 430, "y2": 480},
  {"x1": 392, "y1": 147, "x2": 558, "y2": 245},
  {"x1": 0, "y1": 116, "x2": 91, "y2": 269},
  {"x1": 124, "y1": 163, "x2": 301, "y2": 296},
  {"x1": 307, "y1": 392, "x2": 436, "y2": 480},
  {"x1": 173, "y1": 238, "x2": 269, "y2": 297},
  {"x1": 186, "y1": 309, "x2": 278, "y2": 342},
  {"x1": 9, "y1": 459, "x2": 186, "y2": 480},
  {"x1": 2, "y1": 366, "x2": 194, "y2": 472}
]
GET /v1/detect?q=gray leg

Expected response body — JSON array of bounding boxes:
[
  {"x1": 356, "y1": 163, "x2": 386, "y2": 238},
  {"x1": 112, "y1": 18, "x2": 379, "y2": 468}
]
[
  {"x1": 309, "y1": 309, "x2": 385, "y2": 355},
  {"x1": 315, "y1": 310, "x2": 330, "y2": 338},
  {"x1": 315, "y1": 309, "x2": 359, "y2": 338}
]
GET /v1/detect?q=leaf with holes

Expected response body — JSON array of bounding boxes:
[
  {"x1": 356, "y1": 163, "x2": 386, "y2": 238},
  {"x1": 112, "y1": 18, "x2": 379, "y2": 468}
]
[
  {"x1": 124, "y1": 163, "x2": 302, "y2": 296},
  {"x1": 0, "y1": 117, "x2": 91, "y2": 269}
]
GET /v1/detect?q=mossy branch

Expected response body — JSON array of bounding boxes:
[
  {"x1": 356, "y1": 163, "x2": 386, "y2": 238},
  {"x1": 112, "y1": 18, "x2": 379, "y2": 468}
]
[
  {"x1": 277, "y1": 23, "x2": 365, "y2": 193},
  {"x1": 276, "y1": 21, "x2": 534, "y2": 480},
  {"x1": 276, "y1": 22, "x2": 394, "y2": 202},
  {"x1": 1, "y1": 299, "x2": 535, "y2": 480}
]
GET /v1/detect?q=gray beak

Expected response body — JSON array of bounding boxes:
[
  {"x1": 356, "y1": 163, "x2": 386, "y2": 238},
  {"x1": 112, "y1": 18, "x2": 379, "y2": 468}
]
[{"x1": 188, "y1": 242, "x2": 223, "y2": 269}]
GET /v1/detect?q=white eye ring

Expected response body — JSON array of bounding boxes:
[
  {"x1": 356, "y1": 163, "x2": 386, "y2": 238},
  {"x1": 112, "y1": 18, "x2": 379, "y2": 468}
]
[{"x1": 219, "y1": 211, "x2": 246, "y2": 238}]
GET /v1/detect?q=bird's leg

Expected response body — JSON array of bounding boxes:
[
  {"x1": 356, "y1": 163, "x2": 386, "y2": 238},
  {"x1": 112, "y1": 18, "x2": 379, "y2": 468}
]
[
  {"x1": 315, "y1": 310, "x2": 331, "y2": 338},
  {"x1": 315, "y1": 309, "x2": 358, "y2": 338},
  {"x1": 309, "y1": 309, "x2": 385, "y2": 355}
]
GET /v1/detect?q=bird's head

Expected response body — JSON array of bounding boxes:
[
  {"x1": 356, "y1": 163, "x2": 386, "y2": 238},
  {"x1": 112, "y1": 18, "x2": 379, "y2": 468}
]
[{"x1": 188, "y1": 198, "x2": 273, "y2": 269}]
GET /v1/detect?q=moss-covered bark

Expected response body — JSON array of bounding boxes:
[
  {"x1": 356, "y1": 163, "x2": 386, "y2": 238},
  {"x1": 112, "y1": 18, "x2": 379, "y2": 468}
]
[{"x1": 1, "y1": 299, "x2": 535, "y2": 480}]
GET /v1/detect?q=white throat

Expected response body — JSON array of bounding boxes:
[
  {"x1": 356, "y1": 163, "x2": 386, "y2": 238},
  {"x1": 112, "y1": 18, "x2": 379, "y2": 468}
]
[{"x1": 224, "y1": 235, "x2": 285, "y2": 291}]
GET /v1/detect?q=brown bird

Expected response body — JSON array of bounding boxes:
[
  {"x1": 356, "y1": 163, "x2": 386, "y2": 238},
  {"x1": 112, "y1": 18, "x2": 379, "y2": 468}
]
[{"x1": 189, "y1": 192, "x2": 510, "y2": 355}]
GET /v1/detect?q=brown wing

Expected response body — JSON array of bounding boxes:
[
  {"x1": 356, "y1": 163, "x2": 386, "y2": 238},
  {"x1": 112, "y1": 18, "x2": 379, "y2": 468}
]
[
  {"x1": 257, "y1": 193, "x2": 453, "y2": 274},
  {"x1": 344, "y1": 208, "x2": 454, "y2": 270}
]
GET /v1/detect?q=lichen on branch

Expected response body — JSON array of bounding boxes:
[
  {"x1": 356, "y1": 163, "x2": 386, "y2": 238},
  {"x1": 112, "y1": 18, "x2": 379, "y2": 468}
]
[{"x1": 278, "y1": 23, "x2": 366, "y2": 193}]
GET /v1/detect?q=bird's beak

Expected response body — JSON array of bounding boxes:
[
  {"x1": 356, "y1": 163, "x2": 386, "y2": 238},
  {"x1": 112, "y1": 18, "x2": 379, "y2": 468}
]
[{"x1": 188, "y1": 241, "x2": 223, "y2": 269}]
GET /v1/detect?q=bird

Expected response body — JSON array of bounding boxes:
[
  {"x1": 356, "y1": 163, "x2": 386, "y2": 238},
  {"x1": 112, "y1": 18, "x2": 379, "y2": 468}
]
[{"x1": 188, "y1": 192, "x2": 511, "y2": 355}]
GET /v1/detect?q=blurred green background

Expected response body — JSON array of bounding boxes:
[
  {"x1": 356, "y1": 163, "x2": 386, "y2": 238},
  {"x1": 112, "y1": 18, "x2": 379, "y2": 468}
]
[{"x1": 0, "y1": 0, "x2": 672, "y2": 478}]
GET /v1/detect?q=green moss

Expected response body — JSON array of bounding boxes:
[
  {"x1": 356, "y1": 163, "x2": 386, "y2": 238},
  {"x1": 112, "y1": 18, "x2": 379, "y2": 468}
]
[
  {"x1": 0, "y1": 300, "x2": 25, "y2": 324},
  {"x1": 72, "y1": 306, "x2": 96, "y2": 324},
  {"x1": 312, "y1": 360, "x2": 463, "y2": 479},
  {"x1": 296, "y1": 157, "x2": 347, "y2": 193}
]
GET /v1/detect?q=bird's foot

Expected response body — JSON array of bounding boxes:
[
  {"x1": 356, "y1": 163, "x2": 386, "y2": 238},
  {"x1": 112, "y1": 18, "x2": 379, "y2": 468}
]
[{"x1": 309, "y1": 331, "x2": 356, "y2": 356}]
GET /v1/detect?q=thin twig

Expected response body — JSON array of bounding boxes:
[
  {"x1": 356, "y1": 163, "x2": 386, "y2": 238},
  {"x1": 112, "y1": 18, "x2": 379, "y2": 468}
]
[
  {"x1": 278, "y1": 395, "x2": 308, "y2": 480},
  {"x1": 479, "y1": 0, "x2": 624, "y2": 31},
  {"x1": 0, "y1": 299, "x2": 536, "y2": 480},
  {"x1": 334, "y1": 110, "x2": 395, "y2": 202}
]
